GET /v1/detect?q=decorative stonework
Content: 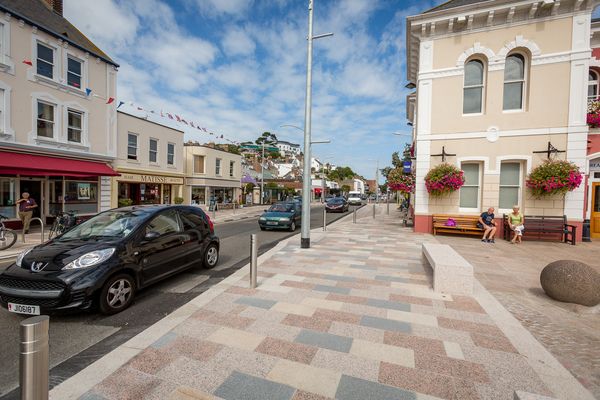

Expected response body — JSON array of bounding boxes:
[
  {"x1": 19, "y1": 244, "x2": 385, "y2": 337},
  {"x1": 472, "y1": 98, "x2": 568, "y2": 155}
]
[
  {"x1": 456, "y1": 42, "x2": 496, "y2": 67},
  {"x1": 497, "y1": 35, "x2": 542, "y2": 58}
]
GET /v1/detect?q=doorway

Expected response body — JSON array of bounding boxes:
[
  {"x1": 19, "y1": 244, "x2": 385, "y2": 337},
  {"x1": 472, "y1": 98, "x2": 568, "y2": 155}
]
[
  {"x1": 18, "y1": 179, "x2": 42, "y2": 220},
  {"x1": 592, "y1": 182, "x2": 600, "y2": 239}
]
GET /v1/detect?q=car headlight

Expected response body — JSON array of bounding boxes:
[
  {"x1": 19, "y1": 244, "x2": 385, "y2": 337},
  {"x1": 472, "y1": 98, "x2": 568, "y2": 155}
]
[
  {"x1": 16, "y1": 248, "x2": 32, "y2": 267},
  {"x1": 279, "y1": 217, "x2": 290, "y2": 222},
  {"x1": 259, "y1": 217, "x2": 266, "y2": 221},
  {"x1": 62, "y1": 248, "x2": 116, "y2": 270}
]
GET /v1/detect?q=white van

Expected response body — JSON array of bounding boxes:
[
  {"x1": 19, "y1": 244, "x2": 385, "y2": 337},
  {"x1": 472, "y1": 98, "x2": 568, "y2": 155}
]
[{"x1": 347, "y1": 191, "x2": 363, "y2": 205}]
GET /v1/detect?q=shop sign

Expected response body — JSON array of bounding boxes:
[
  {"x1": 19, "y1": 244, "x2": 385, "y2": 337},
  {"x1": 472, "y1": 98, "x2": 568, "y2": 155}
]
[
  {"x1": 590, "y1": 158, "x2": 600, "y2": 172},
  {"x1": 120, "y1": 173, "x2": 184, "y2": 185}
]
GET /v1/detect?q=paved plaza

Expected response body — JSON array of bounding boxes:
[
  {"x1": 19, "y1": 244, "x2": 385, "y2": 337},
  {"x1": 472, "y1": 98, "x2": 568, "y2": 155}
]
[{"x1": 49, "y1": 206, "x2": 596, "y2": 400}]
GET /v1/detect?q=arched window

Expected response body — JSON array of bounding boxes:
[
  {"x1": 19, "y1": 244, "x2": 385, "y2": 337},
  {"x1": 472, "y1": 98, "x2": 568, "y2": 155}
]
[
  {"x1": 503, "y1": 53, "x2": 526, "y2": 111},
  {"x1": 463, "y1": 59, "x2": 485, "y2": 114},
  {"x1": 588, "y1": 70, "x2": 599, "y2": 102}
]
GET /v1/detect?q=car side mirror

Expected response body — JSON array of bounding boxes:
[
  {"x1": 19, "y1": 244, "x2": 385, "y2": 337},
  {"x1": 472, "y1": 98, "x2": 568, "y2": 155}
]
[{"x1": 144, "y1": 231, "x2": 160, "y2": 241}]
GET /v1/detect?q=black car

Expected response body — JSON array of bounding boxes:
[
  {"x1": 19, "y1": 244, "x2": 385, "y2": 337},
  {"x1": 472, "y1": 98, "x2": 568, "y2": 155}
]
[
  {"x1": 0, "y1": 205, "x2": 219, "y2": 315},
  {"x1": 325, "y1": 197, "x2": 349, "y2": 213},
  {"x1": 258, "y1": 202, "x2": 301, "y2": 231}
]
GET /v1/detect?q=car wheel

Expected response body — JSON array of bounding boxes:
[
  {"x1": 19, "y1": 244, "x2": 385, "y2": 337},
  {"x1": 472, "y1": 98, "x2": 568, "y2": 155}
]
[
  {"x1": 99, "y1": 274, "x2": 135, "y2": 315},
  {"x1": 289, "y1": 221, "x2": 296, "y2": 231},
  {"x1": 260, "y1": 226, "x2": 266, "y2": 231},
  {"x1": 203, "y1": 243, "x2": 219, "y2": 268}
]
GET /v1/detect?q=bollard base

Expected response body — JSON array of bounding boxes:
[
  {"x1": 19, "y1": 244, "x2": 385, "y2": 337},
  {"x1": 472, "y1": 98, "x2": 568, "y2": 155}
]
[{"x1": 301, "y1": 237, "x2": 310, "y2": 248}]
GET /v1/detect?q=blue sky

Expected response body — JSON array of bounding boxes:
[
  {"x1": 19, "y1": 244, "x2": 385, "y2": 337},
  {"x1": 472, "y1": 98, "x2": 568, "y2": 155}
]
[{"x1": 65, "y1": 0, "x2": 443, "y2": 180}]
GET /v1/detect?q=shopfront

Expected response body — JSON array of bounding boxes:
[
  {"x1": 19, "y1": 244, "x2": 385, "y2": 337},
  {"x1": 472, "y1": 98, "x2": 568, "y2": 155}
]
[
  {"x1": 0, "y1": 150, "x2": 118, "y2": 225},
  {"x1": 112, "y1": 171, "x2": 184, "y2": 207},
  {"x1": 185, "y1": 177, "x2": 241, "y2": 206},
  {"x1": 589, "y1": 157, "x2": 600, "y2": 239}
]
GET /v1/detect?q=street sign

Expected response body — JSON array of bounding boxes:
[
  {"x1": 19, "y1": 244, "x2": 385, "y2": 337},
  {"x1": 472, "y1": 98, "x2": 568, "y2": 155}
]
[{"x1": 402, "y1": 161, "x2": 412, "y2": 173}]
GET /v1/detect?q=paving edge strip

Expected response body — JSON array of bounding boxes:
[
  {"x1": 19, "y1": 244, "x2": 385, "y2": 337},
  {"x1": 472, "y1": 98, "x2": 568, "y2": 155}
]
[{"x1": 47, "y1": 204, "x2": 385, "y2": 400}]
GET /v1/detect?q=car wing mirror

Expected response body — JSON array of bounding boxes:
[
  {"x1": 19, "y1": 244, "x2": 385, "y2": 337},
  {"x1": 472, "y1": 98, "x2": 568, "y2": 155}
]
[{"x1": 144, "y1": 231, "x2": 160, "y2": 241}]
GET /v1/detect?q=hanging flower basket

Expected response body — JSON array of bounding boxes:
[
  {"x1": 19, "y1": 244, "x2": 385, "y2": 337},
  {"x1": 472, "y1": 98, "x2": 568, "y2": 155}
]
[
  {"x1": 424, "y1": 163, "x2": 465, "y2": 197},
  {"x1": 526, "y1": 159, "x2": 583, "y2": 197},
  {"x1": 587, "y1": 99, "x2": 600, "y2": 128},
  {"x1": 388, "y1": 171, "x2": 415, "y2": 194}
]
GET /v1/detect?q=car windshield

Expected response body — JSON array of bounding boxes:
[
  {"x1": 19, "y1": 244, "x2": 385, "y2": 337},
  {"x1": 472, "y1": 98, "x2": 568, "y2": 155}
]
[
  {"x1": 269, "y1": 203, "x2": 294, "y2": 212},
  {"x1": 327, "y1": 198, "x2": 344, "y2": 204},
  {"x1": 57, "y1": 210, "x2": 148, "y2": 241}
]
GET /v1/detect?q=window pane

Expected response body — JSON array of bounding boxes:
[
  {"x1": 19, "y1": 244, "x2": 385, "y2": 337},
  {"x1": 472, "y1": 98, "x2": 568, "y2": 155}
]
[
  {"x1": 463, "y1": 87, "x2": 482, "y2": 114},
  {"x1": 37, "y1": 121, "x2": 53, "y2": 137},
  {"x1": 464, "y1": 60, "x2": 483, "y2": 86},
  {"x1": 37, "y1": 61, "x2": 53, "y2": 78},
  {"x1": 67, "y1": 72, "x2": 81, "y2": 88},
  {"x1": 146, "y1": 210, "x2": 181, "y2": 236},
  {"x1": 167, "y1": 154, "x2": 174, "y2": 165},
  {"x1": 504, "y1": 54, "x2": 524, "y2": 81},
  {"x1": 499, "y1": 187, "x2": 519, "y2": 209},
  {"x1": 500, "y1": 162, "x2": 520, "y2": 186},
  {"x1": 128, "y1": 134, "x2": 137, "y2": 146},
  {"x1": 589, "y1": 84, "x2": 597, "y2": 98},
  {"x1": 462, "y1": 164, "x2": 479, "y2": 185},
  {"x1": 503, "y1": 82, "x2": 523, "y2": 110},
  {"x1": 37, "y1": 44, "x2": 53, "y2": 62},
  {"x1": 68, "y1": 58, "x2": 81, "y2": 75},
  {"x1": 68, "y1": 128, "x2": 81, "y2": 142},
  {"x1": 68, "y1": 111, "x2": 82, "y2": 129},
  {"x1": 460, "y1": 186, "x2": 479, "y2": 208},
  {"x1": 38, "y1": 102, "x2": 53, "y2": 121},
  {"x1": 149, "y1": 139, "x2": 157, "y2": 151},
  {"x1": 194, "y1": 156, "x2": 204, "y2": 173}
]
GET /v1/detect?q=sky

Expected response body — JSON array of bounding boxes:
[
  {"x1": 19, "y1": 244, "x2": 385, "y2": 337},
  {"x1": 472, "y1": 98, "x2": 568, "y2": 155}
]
[{"x1": 64, "y1": 0, "x2": 444, "y2": 181}]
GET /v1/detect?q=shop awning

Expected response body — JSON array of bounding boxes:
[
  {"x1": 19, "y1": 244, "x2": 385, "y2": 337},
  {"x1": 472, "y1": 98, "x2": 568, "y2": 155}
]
[{"x1": 0, "y1": 151, "x2": 119, "y2": 177}]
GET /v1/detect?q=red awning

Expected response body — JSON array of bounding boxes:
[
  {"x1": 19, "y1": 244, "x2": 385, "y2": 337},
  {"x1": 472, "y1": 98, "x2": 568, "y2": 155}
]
[{"x1": 0, "y1": 151, "x2": 119, "y2": 177}]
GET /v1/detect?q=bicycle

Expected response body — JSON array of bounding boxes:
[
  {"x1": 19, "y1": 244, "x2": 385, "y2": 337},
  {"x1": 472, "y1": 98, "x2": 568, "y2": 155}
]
[
  {"x1": 48, "y1": 210, "x2": 79, "y2": 240},
  {"x1": 0, "y1": 214, "x2": 18, "y2": 250}
]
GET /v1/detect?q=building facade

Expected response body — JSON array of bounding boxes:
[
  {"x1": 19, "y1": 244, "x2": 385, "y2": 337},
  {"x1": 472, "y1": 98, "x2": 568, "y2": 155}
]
[
  {"x1": 110, "y1": 111, "x2": 184, "y2": 207},
  {"x1": 276, "y1": 140, "x2": 301, "y2": 157},
  {"x1": 407, "y1": 0, "x2": 598, "y2": 239},
  {"x1": 588, "y1": 17, "x2": 600, "y2": 238},
  {"x1": 0, "y1": 0, "x2": 118, "y2": 224},
  {"x1": 183, "y1": 143, "x2": 242, "y2": 205}
]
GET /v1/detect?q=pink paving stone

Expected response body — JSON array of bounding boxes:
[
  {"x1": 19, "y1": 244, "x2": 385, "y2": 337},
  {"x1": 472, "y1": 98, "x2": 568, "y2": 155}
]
[
  {"x1": 226, "y1": 286, "x2": 258, "y2": 296},
  {"x1": 95, "y1": 367, "x2": 162, "y2": 400},
  {"x1": 326, "y1": 293, "x2": 368, "y2": 304},
  {"x1": 335, "y1": 281, "x2": 372, "y2": 290},
  {"x1": 355, "y1": 278, "x2": 392, "y2": 287},
  {"x1": 383, "y1": 331, "x2": 446, "y2": 355},
  {"x1": 414, "y1": 352, "x2": 490, "y2": 383},
  {"x1": 190, "y1": 309, "x2": 217, "y2": 321},
  {"x1": 282, "y1": 280, "x2": 315, "y2": 290},
  {"x1": 471, "y1": 332, "x2": 519, "y2": 354},
  {"x1": 256, "y1": 337, "x2": 318, "y2": 364},
  {"x1": 452, "y1": 379, "x2": 483, "y2": 400},
  {"x1": 444, "y1": 295, "x2": 486, "y2": 314},
  {"x1": 170, "y1": 336, "x2": 223, "y2": 362},
  {"x1": 204, "y1": 311, "x2": 255, "y2": 329},
  {"x1": 292, "y1": 390, "x2": 333, "y2": 400},
  {"x1": 379, "y1": 361, "x2": 456, "y2": 400},
  {"x1": 126, "y1": 347, "x2": 178, "y2": 375},
  {"x1": 260, "y1": 271, "x2": 277, "y2": 278},
  {"x1": 281, "y1": 314, "x2": 333, "y2": 332},
  {"x1": 438, "y1": 317, "x2": 504, "y2": 337},
  {"x1": 313, "y1": 308, "x2": 361, "y2": 324},
  {"x1": 388, "y1": 293, "x2": 434, "y2": 307},
  {"x1": 295, "y1": 271, "x2": 325, "y2": 278}
]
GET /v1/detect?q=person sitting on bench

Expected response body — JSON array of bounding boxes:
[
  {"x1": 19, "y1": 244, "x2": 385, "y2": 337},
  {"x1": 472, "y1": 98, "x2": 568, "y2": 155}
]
[
  {"x1": 477, "y1": 207, "x2": 497, "y2": 243},
  {"x1": 507, "y1": 205, "x2": 525, "y2": 244}
]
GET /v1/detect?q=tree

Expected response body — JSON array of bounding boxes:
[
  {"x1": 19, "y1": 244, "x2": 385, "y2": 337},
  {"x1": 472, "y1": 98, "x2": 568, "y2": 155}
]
[
  {"x1": 256, "y1": 132, "x2": 278, "y2": 145},
  {"x1": 341, "y1": 184, "x2": 351, "y2": 193},
  {"x1": 327, "y1": 166, "x2": 357, "y2": 182}
]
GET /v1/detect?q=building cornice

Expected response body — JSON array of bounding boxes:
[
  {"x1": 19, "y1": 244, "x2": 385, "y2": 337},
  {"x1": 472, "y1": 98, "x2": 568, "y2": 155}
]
[{"x1": 0, "y1": 143, "x2": 115, "y2": 162}]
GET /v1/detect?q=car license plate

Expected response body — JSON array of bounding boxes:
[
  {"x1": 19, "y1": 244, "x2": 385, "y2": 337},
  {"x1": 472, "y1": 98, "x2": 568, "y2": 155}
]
[
  {"x1": 7, "y1": 303, "x2": 40, "y2": 315},
  {"x1": 267, "y1": 221, "x2": 278, "y2": 225}
]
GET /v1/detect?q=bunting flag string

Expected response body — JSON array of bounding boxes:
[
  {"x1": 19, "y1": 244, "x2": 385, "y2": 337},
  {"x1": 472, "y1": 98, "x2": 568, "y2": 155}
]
[
  {"x1": 118, "y1": 100, "x2": 243, "y2": 146},
  {"x1": 85, "y1": 88, "x2": 92, "y2": 96},
  {"x1": 106, "y1": 97, "x2": 115, "y2": 105},
  {"x1": 22, "y1": 59, "x2": 33, "y2": 66}
]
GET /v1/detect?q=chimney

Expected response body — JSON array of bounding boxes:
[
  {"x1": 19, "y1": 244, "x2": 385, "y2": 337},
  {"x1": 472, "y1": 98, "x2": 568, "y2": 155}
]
[{"x1": 41, "y1": 0, "x2": 63, "y2": 16}]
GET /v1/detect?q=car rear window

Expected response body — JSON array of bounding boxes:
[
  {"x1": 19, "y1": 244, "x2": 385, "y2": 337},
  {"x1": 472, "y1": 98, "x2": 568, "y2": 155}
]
[
  {"x1": 269, "y1": 203, "x2": 293, "y2": 212},
  {"x1": 180, "y1": 210, "x2": 207, "y2": 230}
]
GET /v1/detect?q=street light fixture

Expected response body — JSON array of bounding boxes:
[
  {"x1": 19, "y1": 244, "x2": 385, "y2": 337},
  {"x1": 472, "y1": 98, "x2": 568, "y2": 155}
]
[{"x1": 280, "y1": 125, "x2": 331, "y2": 145}]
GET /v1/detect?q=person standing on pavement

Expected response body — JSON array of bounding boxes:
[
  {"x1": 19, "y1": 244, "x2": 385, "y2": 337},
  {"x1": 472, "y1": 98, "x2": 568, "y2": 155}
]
[
  {"x1": 16, "y1": 192, "x2": 38, "y2": 234},
  {"x1": 477, "y1": 207, "x2": 497, "y2": 243}
]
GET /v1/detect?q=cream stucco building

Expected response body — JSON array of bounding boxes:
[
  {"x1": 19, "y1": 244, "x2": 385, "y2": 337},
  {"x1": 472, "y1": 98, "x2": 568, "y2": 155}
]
[
  {"x1": 0, "y1": 0, "x2": 118, "y2": 224},
  {"x1": 184, "y1": 144, "x2": 242, "y2": 206},
  {"x1": 110, "y1": 111, "x2": 184, "y2": 208},
  {"x1": 407, "y1": 0, "x2": 600, "y2": 239}
]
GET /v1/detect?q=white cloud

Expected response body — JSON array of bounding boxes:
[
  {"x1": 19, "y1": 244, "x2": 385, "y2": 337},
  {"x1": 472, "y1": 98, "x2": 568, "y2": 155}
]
[
  {"x1": 222, "y1": 28, "x2": 256, "y2": 56},
  {"x1": 193, "y1": 0, "x2": 253, "y2": 17}
]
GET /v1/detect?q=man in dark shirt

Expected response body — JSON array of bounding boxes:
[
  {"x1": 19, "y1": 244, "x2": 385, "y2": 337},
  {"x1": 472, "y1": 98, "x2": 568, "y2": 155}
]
[
  {"x1": 16, "y1": 192, "x2": 37, "y2": 234},
  {"x1": 478, "y1": 207, "x2": 497, "y2": 243}
]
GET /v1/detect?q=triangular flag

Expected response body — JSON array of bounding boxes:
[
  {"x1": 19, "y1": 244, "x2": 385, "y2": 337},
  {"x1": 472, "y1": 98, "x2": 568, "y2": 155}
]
[
  {"x1": 167, "y1": 113, "x2": 173, "y2": 119},
  {"x1": 160, "y1": 111, "x2": 164, "y2": 117},
  {"x1": 190, "y1": 121, "x2": 195, "y2": 128},
  {"x1": 150, "y1": 110, "x2": 155, "y2": 114},
  {"x1": 220, "y1": 135, "x2": 224, "y2": 139},
  {"x1": 22, "y1": 59, "x2": 33, "y2": 66},
  {"x1": 117, "y1": 101, "x2": 124, "y2": 109},
  {"x1": 202, "y1": 128, "x2": 207, "y2": 132},
  {"x1": 85, "y1": 88, "x2": 92, "y2": 96},
  {"x1": 196, "y1": 126, "x2": 201, "y2": 130},
  {"x1": 182, "y1": 119, "x2": 188, "y2": 125},
  {"x1": 175, "y1": 115, "x2": 181, "y2": 122},
  {"x1": 137, "y1": 106, "x2": 143, "y2": 111},
  {"x1": 106, "y1": 97, "x2": 115, "y2": 104}
]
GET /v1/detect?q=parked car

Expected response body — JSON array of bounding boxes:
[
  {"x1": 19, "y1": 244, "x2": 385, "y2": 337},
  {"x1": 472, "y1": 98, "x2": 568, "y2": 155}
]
[
  {"x1": 348, "y1": 191, "x2": 363, "y2": 206},
  {"x1": 259, "y1": 202, "x2": 301, "y2": 231},
  {"x1": 325, "y1": 197, "x2": 349, "y2": 213},
  {"x1": 0, "y1": 205, "x2": 219, "y2": 315}
]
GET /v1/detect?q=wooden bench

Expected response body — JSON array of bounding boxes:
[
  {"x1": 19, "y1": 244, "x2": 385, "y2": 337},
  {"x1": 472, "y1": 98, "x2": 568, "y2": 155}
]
[
  {"x1": 422, "y1": 243, "x2": 473, "y2": 295},
  {"x1": 432, "y1": 214, "x2": 483, "y2": 236},
  {"x1": 503, "y1": 214, "x2": 577, "y2": 245}
]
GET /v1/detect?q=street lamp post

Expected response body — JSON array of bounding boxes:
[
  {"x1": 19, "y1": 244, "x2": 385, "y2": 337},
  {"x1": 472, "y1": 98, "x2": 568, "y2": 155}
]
[{"x1": 300, "y1": 0, "x2": 332, "y2": 249}]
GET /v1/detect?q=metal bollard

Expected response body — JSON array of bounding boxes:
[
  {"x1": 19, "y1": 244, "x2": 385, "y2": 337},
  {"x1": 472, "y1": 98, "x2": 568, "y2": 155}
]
[
  {"x1": 323, "y1": 208, "x2": 327, "y2": 231},
  {"x1": 372, "y1": 204, "x2": 376, "y2": 219},
  {"x1": 20, "y1": 315, "x2": 49, "y2": 400},
  {"x1": 353, "y1": 208, "x2": 356, "y2": 224},
  {"x1": 233, "y1": 203, "x2": 236, "y2": 215},
  {"x1": 386, "y1": 198, "x2": 390, "y2": 215},
  {"x1": 212, "y1": 208, "x2": 216, "y2": 222},
  {"x1": 250, "y1": 234, "x2": 258, "y2": 288}
]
